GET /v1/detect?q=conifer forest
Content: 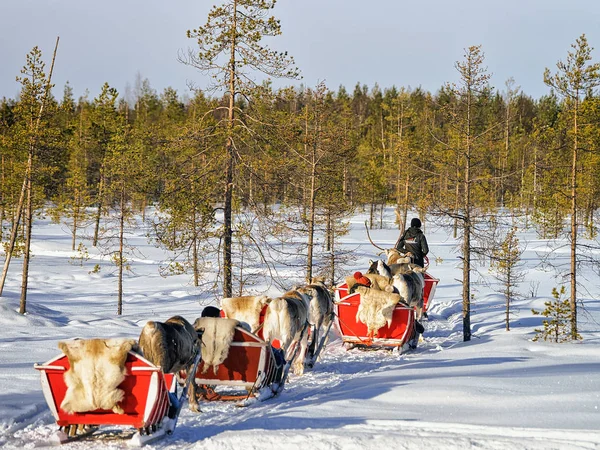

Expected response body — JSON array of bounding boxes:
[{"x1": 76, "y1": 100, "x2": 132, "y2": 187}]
[{"x1": 1, "y1": 1, "x2": 599, "y2": 343}]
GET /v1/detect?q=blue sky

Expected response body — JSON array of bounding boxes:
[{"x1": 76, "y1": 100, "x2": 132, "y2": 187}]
[{"x1": 1, "y1": 0, "x2": 600, "y2": 101}]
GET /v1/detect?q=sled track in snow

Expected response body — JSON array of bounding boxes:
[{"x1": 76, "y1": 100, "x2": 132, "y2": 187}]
[
  {"x1": 161, "y1": 331, "x2": 452, "y2": 447},
  {"x1": 4, "y1": 302, "x2": 457, "y2": 449}
]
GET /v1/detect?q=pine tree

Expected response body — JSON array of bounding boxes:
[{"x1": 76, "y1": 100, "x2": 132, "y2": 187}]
[
  {"x1": 300, "y1": 83, "x2": 355, "y2": 283},
  {"x1": 0, "y1": 41, "x2": 59, "y2": 312},
  {"x1": 544, "y1": 34, "x2": 600, "y2": 339},
  {"x1": 385, "y1": 87, "x2": 414, "y2": 232},
  {"x1": 532, "y1": 286, "x2": 582, "y2": 343},
  {"x1": 181, "y1": 0, "x2": 299, "y2": 297},
  {"x1": 153, "y1": 91, "x2": 220, "y2": 289},
  {"x1": 490, "y1": 226, "x2": 524, "y2": 331},
  {"x1": 436, "y1": 45, "x2": 493, "y2": 342},
  {"x1": 53, "y1": 86, "x2": 93, "y2": 251},
  {"x1": 101, "y1": 118, "x2": 147, "y2": 315},
  {"x1": 89, "y1": 83, "x2": 120, "y2": 247}
]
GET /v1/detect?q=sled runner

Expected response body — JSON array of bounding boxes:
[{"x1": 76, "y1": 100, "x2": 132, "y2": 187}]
[
  {"x1": 191, "y1": 325, "x2": 286, "y2": 405},
  {"x1": 334, "y1": 272, "x2": 439, "y2": 351},
  {"x1": 34, "y1": 344, "x2": 200, "y2": 446}
]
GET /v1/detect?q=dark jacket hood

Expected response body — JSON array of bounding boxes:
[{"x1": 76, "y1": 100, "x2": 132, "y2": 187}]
[{"x1": 404, "y1": 226, "x2": 423, "y2": 239}]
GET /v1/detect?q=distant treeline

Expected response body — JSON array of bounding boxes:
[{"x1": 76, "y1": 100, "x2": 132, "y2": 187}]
[{"x1": 1, "y1": 59, "x2": 597, "y2": 239}]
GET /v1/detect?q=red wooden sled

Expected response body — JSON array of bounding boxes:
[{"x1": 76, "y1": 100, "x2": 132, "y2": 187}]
[
  {"x1": 334, "y1": 272, "x2": 439, "y2": 351},
  {"x1": 34, "y1": 348, "x2": 198, "y2": 446},
  {"x1": 192, "y1": 325, "x2": 285, "y2": 403}
]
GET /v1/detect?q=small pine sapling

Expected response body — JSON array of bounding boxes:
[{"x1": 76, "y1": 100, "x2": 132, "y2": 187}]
[
  {"x1": 69, "y1": 242, "x2": 89, "y2": 267},
  {"x1": 491, "y1": 227, "x2": 525, "y2": 331},
  {"x1": 532, "y1": 286, "x2": 582, "y2": 342}
]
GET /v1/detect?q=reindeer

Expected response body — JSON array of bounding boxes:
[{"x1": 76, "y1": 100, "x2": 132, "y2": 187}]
[
  {"x1": 364, "y1": 221, "x2": 413, "y2": 266},
  {"x1": 263, "y1": 290, "x2": 310, "y2": 375},
  {"x1": 295, "y1": 279, "x2": 334, "y2": 368},
  {"x1": 392, "y1": 266, "x2": 427, "y2": 320},
  {"x1": 367, "y1": 259, "x2": 412, "y2": 278}
]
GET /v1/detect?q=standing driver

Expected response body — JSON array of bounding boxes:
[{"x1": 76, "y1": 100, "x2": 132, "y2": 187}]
[{"x1": 395, "y1": 218, "x2": 429, "y2": 268}]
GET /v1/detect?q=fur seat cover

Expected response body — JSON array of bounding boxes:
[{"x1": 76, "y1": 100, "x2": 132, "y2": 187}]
[
  {"x1": 221, "y1": 295, "x2": 269, "y2": 333},
  {"x1": 58, "y1": 338, "x2": 136, "y2": 414},
  {"x1": 193, "y1": 317, "x2": 239, "y2": 374},
  {"x1": 354, "y1": 286, "x2": 401, "y2": 336}
]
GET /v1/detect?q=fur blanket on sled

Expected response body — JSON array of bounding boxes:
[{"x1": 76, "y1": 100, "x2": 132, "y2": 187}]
[
  {"x1": 354, "y1": 286, "x2": 401, "y2": 337},
  {"x1": 345, "y1": 273, "x2": 392, "y2": 292},
  {"x1": 193, "y1": 317, "x2": 239, "y2": 374},
  {"x1": 58, "y1": 338, "x2": 136, "y2": 414},
  {"x1": 221, "y1": 295, "x2": 270, "y2": 333}
]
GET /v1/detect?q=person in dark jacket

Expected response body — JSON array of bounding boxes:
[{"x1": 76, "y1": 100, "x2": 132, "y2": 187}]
[{"x1": 395, "y1": 218, "x2": 429, "y2": 267}]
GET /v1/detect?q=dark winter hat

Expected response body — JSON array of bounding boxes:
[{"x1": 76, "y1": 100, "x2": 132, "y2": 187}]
[
  {"x1": 411, "y1": 218, "x2": 422, "y2": 228},
  {"x1": 201, "y1": 305, "x2": 222, "y2": 318}
]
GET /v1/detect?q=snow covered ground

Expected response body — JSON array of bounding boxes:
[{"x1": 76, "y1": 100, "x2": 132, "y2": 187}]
[{"x1": 1, "y1": 208, "x2": 599, "y2": 449}]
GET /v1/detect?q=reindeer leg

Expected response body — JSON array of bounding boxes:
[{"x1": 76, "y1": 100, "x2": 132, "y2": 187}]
[
  {"x1": 307, "y1": 324, "x2": 318, "y2": 363},
  {"x1": 295, "y1": 331, "x2": 309, "y2": 375},
  {"x1": 188, "y1": 375, "x2": 201, "y2": 413}
]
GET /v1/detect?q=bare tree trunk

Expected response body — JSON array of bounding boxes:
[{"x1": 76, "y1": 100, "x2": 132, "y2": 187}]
[
  {"x1": 0, "y1": 171, "x2": 27, "y2": 296},
  {"x1": 329, "y1": 210, "x2": 335, "y2": 286},
  {"x1": 19, "y1": 161, "x2": 33, "y2": 314},
  {"x1": 0, "y1": 155, "x2": 4, "y2": 242},
  {"x1": 505, "y1": 270, "x2": 511, "y2": 331},
  {"x1": 402, "y1": 172, "x2": 409, "y2": 234},
  {"x1": 20, "y1": 207, "x2": 26, "y2": 242},
  {"x1": 191, "y1": 162, "x2": 199, "y2": 288},
  {"x1": 570, "y1": 98, "x2": 578, "y2": 339},
  {"x1": 501, "y1": 98, "x2": 510, "y2": 207},
  {"x1": 93, "y1": 173, "x2": 104, "y2": 247},
  {"x1": 396, "y1": 103, "x2": 406, "y2": 231},
  {"x1": 223, "y1": 143, "x2": 233, "y2": 297},
  {"x1": 520, "y1": 149, "x2": 526, "y2": 212},
  {"x1": 237, "y1": 237, "x2": 244, "y2": 297},
  {"x1": 71, "y1": 197, "x2": 79, "y2": 251},
  {"x1": 369, "y1": 191, "x2": 375, "y2": 229},
  {"x1": 343, "y1": 161, "x2": 348, "y2": 202},
  {"x1": 192, "y1": 204, "x2": 199, "y2": 287},
  {"x1": 462, "y1": 87, "x2": 473, "y2": 343},
  {"x1": 454, "y1": 152, "x2": 460, "y2": 239},
  {"x1": 192, "y1": 231, "x2": 199, "y2": 288},
  {"x1": 395, "y1": 160, "x2": 402, "y2": 230},
  {"x1": 306, "y1": 143, "x2": 317, "y2": 284},
  {"x1": 380, "y1": 107, "x2": 387, "y2": 162},
  {"x1": 117, "y1": 188, "x2": 125, "y2": 315},
  {"x1": 462, "y1": 209, "x2": 471, "y2": 342},
  {"x1": 222, "y1": 0, "x2": 238, "y2": 298},
  {"x1": 248, "y1": 162, "x2": 254, "y2": 206}
]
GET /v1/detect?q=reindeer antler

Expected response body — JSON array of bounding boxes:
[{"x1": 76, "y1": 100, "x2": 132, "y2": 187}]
[{"x1": 364, "y1": 221, "x2": 386, "y2": 251}]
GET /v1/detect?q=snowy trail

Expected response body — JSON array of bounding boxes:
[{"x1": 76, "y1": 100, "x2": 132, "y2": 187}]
[
  {"x1": 3, "y1": 337, "x2": 409, "y2": 449},
  {"x1": 9, "y1": 338, "x2": 600, "y2": 450},
  {"x1": 2, "y1": 212, "x2": 600, "y2": 449},
  {"x1": 8, "y1": 323, "x2": 600, "y2": 450}
]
